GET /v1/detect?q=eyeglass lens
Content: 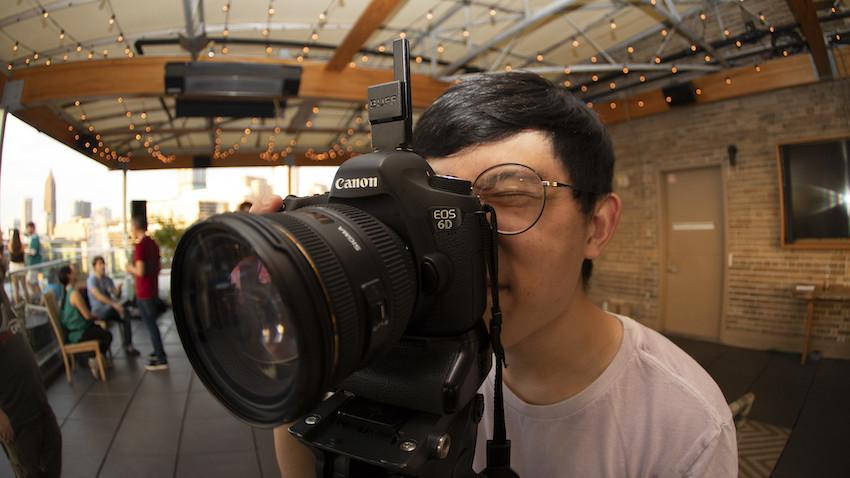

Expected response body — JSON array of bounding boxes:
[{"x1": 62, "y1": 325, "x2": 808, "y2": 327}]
[{"x1": 473, "y1": 164, "x2": 546, "y2": 235}]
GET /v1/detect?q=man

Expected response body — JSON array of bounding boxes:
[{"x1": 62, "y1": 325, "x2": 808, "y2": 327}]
[
  {"x1": 23, "y1": 222, "x2": 42, "y2": 299},
  {"x1": 88, "y1": 256, "x2": 139, "y2": 357},
  {"x1": 126, "y1": 217, "x2": 167, "y2": 371},
  {"x1": 1, "y1": 259, "x2": 62, "y2": 477},
  {"x1": 268, "y1": 73, "x2": 736, "y2": 476}
]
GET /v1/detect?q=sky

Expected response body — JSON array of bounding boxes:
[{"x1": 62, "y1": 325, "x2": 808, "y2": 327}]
[{"x1": 1, "y1": 113, "x2": 338, "y2": 233}]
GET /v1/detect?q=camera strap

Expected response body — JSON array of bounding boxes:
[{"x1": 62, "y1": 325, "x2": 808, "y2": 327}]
[{"x1": 481, "y1": 205, "x2": 519, "y2": 477}]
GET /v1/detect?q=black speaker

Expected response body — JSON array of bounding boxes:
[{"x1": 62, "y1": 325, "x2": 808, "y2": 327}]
[
  {"x1": 661, "y1": 82, "x2": 696, "y2": 107},
  {"x1": 131, "y1": 200, "x2": 147, "y2": 229}
]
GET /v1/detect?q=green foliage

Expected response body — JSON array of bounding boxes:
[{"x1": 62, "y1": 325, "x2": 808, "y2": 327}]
[{"x1": 151, "y1": 217, "x2": 185, "y2": 266}]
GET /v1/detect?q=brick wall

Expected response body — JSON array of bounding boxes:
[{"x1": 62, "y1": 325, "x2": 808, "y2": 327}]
[{"x1": 590, "y1": 76, "x2": 850, "y2": 358}]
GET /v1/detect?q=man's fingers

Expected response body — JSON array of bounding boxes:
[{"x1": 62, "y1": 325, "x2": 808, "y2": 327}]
[{"x1": 249, "y1": 195, "x2": 284, "y2": 214}]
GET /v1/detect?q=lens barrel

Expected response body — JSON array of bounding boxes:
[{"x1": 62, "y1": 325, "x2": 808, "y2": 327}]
[{"x1": 172, "y1": 203, "x2": 416, "y2": 425}]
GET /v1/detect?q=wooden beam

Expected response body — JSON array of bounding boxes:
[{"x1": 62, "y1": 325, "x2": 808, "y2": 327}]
[
  {"x1": 123, "y1": 151, "x2": 351, "y2": 170},
  {"x1": 594, "y1": 53, "x2": 819, "y2": 125},
  {"x1": 326, "y1": 0, "x2": 405, "y2": 72},
  {"x1": 786, "y1": 0, "x2": 832, "y2": 79},
  {"x1": 11, "y1": 57, "x2": 449, "y2": 109}
]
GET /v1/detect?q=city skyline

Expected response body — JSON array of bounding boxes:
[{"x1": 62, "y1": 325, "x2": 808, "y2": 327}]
[{"x1": 1, "y1": 114, "x2": 338, "y2": 235}]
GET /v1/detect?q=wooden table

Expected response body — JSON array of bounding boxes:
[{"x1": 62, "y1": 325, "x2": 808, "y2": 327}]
[{"x1": 793, "y1": 285, "x2": 850, "y2": 365}]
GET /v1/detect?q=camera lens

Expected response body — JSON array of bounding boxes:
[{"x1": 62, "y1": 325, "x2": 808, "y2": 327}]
[{"x1": 172, "y1": 205, "x2": 416, "y2": 425}]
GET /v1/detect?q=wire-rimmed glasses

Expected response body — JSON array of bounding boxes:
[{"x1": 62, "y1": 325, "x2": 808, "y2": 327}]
[{"x1": 472, "y1": 163, "x2": 588, "y2": 235}]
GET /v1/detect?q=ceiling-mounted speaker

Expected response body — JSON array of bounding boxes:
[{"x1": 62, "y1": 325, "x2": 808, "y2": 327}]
[
  {"x1": 165, "y1": 62, "x2": 301, "y2": 118},
  {"x1": 661, "y1": 82, "x2": 697, "y2": 107}
]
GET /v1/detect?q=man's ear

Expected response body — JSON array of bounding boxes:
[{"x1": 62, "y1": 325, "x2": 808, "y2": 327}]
[{"x1": 584, "y1": 193, "x2": 622, "y2": 260}]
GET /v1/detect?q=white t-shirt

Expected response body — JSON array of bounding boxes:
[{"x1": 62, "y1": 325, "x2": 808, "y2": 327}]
[{"x1": 473, "y1": 314, "x2": 737, "y2": 477}]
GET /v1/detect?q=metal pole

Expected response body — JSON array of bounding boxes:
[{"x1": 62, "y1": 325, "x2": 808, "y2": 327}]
[{"x1": 122, "y1": 165, "x2": 128, "y2": 256}]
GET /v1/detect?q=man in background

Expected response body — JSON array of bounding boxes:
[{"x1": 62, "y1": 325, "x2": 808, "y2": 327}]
[
  {"x1": 126, "y1": 217, "x2": 167, "y2": 371},
  {"x1": 23, "y1": 223, "x2": 42, "y2": 300},
  {"x1": 89, "y1": 256, "x2": 139, "y2": 357}
]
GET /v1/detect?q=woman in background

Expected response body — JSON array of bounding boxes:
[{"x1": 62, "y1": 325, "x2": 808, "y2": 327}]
[
  {"x1": 58, "y1": 265, "x2": 112, "y2": 378},
  {"x1": 7, "y1": 230, "x2": 27, "y2": 305}
]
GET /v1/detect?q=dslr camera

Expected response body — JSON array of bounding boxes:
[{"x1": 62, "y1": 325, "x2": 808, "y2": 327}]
[{"x1": 172, "y1": 40, "x2": 504, "y2": 477}]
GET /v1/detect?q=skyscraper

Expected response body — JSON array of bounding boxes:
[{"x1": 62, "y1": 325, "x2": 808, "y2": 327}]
[
  {"x1": 21, "y1": 198, "x2": 32, "y2": 227},
  {"x1": 44, "y1": 170, "x2": 56, "y2": 237},
  {"x1": 73, "y1": 200, "x2": 92, "y2": 218}
]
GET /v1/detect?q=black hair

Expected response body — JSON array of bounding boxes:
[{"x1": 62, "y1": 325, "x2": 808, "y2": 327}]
[
  {"x1": 131, "y1": 216, "x2": 147, "y2": 231},
  {"x1": 412, "y1": 72, "x2": 615, "y2": 288},
  {"x1": 26, "y1": 221, "x2": 35, "y2": 229},
  {"x1": 92, "y1": 256, "x2": 105, "y2": 267},
  {"x1": 58, "y1": 265, "x2": 73, "y2": 286}
]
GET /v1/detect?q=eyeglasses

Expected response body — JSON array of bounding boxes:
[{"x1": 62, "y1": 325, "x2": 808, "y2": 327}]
[{"x1": 472, "y1": 163, "x2": 590, "y2": 235}]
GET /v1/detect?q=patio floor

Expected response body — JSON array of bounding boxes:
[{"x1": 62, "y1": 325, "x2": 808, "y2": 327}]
[{"x1": 2, "y1": 313, "x2": 849, "y2": 477}]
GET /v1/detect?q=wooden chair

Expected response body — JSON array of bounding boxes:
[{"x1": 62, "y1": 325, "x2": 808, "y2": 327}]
[{"x1": 41, "y1": 291, "x2": 107, "y2": 383}]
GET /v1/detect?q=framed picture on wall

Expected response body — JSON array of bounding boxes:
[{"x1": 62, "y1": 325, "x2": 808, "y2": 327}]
[{"x1": 777, "y1": 137, "x2": 850, "y2": 249}]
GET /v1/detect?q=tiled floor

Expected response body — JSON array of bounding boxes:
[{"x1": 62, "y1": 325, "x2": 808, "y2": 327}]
[
  {"x1": 0, "y1": 311, "x2": 279, "y2": 478},
  {"x1": 2, "y1": 316, "x2": 849, "y2": 477}
]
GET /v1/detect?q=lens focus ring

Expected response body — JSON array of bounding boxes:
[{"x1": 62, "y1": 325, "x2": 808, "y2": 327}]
[{"x1": 274, "y1": 214, "x2": 362, "y2": 384}]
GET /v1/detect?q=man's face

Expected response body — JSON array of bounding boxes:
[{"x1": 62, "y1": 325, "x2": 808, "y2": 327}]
[
  {"x1": 428, "y1": 131, "x2": 594, "y2": 350},
  {"x1": 26, "y1": 225, "x2": 34, "y2": 235},
  {"x1": 94, "y1": 260, "x2": 106, "y2": 276}
]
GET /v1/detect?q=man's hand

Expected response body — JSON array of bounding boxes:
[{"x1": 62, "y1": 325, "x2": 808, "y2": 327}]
[
  {"x1": 113, "y1": 302, "x2": 125, "y2": 317},
  {"x1": 0, "y1": 408, "x2": 14, "y2": 443},
  {"x1": 249, "y1": 196, "x2": 284, "y2": 215}
]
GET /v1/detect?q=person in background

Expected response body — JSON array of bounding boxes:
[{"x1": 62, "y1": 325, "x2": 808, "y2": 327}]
[
  {"x1": 126, "y1": 217, "x2": 168, "y2": 371},
  {"x1": 7, "y1": 230, "x2": 27, "y2": 304},
  {"x1": 23, "y1": 223, "x2": 43, "y2": 300},
  {"x1": 58, "y1": 265, "x2": 112, "y2": 379},
  {"x1": 0, "y1": 274, "x2": 62, "y2": 477},
  {"x1": 88, "y1": 256, "x2": 139, "y2": 357},
  {"x1": 238, "y1": 201, "x2": 253, "y2": 212}
]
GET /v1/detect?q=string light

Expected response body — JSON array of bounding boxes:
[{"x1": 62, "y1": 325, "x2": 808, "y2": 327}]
[
  {"x1": 654, "y1": 56, "x2": 662, "y2": 64},
  {"x1": 665, "y1": 96, "x2": 672, "y2": 103},
  {"x1": 437, "y1": 44, "x2": 444, "y2": 53},
  {"x1": 591, "y1": 74, "x2": 599, "y2": 82},
  {"x1": 699, "y1": 11, "x2": 706, "y2": 21},
  {"x1": 59, "y1": 30, "x2": 65, "y2": 40},
  {"x1": 42, "y1": 9, "x2": 48, "y2": 18},
  {"x1": 622, "y1": 66, "x2": 629, "y2": 74},
  {"x1": 725, "y1": 77, "x2": 732, "y2": 85},
  {"x1": 609, "y1": 102, "x2": 617, "y2": 110},
  {"x1": 109, "y1": 14, "x2": 115, "y2": 25},
  {"x1": 12, "y1": 41, "x2": 18, "y2": 52},
  {"x1": 754, "y1": 64, "x2": 761, "y2": 72},
  {"x1": 563, "y1": 80, "x2": 571, "y2": 87},
  {"x1": 426, "y1": 10, "x2": 434, "y2": 21},
  {"x1": 695, "y1": 88, "x2": 702, "y2": 95},
  {"x1": 591, "y1": 56, "x2": 598, "y2": 63},
  {"x1": 609, "y1": 82, "x2": 616, "y2": 89},
  {"x1": 690, "y1": 44, "x2": 697, "y2": 52},
  {"x1": 627, "y1": 46, "x2": 634, "y2": 54},
  {"x1": 505, "y1": 64, "x2": 512, "y2": 72},
  {"x1": 661, "y1": 29, "x2": 668, "y2": 37},
  {"x1": 222, "y1": 3, "x2": 230, "y2": 12},
  {"x1": 319, "y1": 11, "x2": 327, "y2": 21},
  {"x1": 671, "y1": 65, "x2": 678, "y2": 74},
  {"x1": 723, "y1": 29, "x2": 731, "y2": 37},
  {"x1": 639, "y1": 75, "x2": 646, "y2": 82},
  {"x1": 563, "y1": 67, "x2": 571, "y2": 75},
  {"x1": 490, "y1": 8, "x2": 497, "y2": 17},
  {"x1": 704, "y1": 55, "x2": 712, "y2": 62},
  {"x1": 610, "y1": 19, "x2": 616, "y2": 30},
  {"x1": 536, "y1": 53, "x2": 544, "y2": 62},
  {"x1": 735, "y1": 40, "x2": 742, "y2": 48},
  {"x1": 462, "y1": 29, "x2": 470, "y2": 38},
  {"x1": 117, "y1": 33, "x2": 124, "y2": 43},
  {"x1": 399, "y1": 31, "x2": 407, "y2": 39},
  {"x1": 311, "y1": 30, "x2": 319, "y2": 41},
  {"x1": 637, "y1": 100, "x2": 645, "y2": 107},
  {"x1": 378, "y1": 44, "x2": 386, "y2": 53}
]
